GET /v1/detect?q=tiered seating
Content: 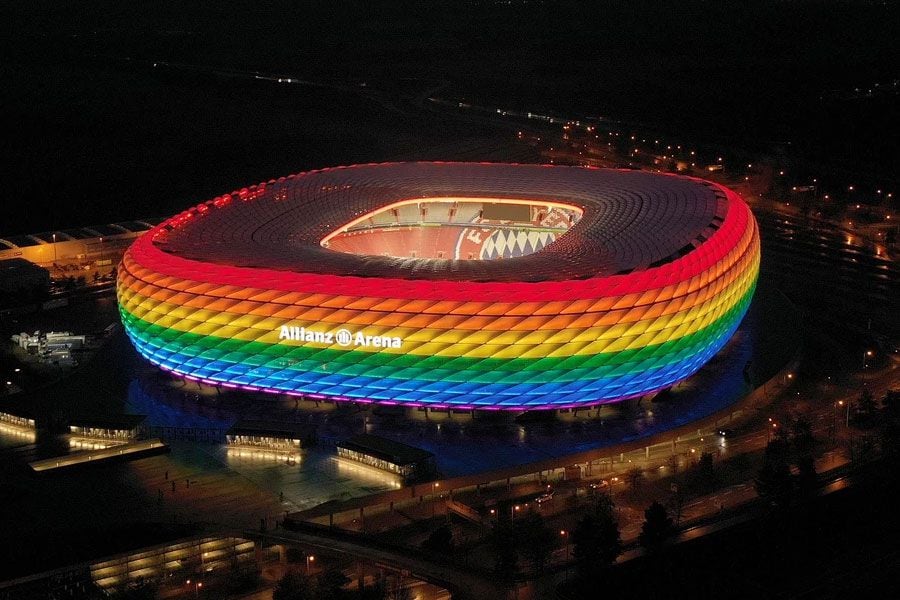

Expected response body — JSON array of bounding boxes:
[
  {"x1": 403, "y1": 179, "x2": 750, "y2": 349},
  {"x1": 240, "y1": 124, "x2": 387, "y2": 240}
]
[{"x1": 151, "y1": 163, "x2": 723, "y2": 282}]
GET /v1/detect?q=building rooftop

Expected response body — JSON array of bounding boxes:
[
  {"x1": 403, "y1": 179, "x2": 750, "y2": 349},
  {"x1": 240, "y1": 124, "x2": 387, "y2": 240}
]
[{"x1": 337, "y1": 433, "x2": 434, "y2": 466}]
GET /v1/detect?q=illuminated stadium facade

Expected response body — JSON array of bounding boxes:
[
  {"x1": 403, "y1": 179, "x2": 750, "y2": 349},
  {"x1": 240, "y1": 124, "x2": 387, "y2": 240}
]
[{"x1": 117, "y1": 162, "x2": 760, "y2": 410}]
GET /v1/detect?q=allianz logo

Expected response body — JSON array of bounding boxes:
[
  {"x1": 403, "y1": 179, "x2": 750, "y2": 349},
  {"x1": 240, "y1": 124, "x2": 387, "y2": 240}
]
[{"x1": 278, "y1": 325, "x2": 403, "y2": 349}]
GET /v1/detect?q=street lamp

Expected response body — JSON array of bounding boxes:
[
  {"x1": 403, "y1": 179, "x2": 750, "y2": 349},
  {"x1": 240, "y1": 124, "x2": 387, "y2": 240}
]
[
  {"x1": 863, "y1": 350, "x2": 873, "y2": 370},
  {"x1": 560, "y1": 529, "x2": 570, "y2": 581},
  {"x1": 559, "y1": 529, "x2": 569, "y2": 560},
  {"x1": 306, "y1": 554, "x2": 315, "y2": 575},
  {"x1": 52, "y1": 233, "x2": 57, "y2": 263}
]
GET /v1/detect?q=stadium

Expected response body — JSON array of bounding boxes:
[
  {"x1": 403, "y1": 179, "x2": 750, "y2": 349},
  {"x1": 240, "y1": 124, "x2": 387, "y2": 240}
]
[{"x1": 117, "y1": 162, "x2": 760, "y2": 410}]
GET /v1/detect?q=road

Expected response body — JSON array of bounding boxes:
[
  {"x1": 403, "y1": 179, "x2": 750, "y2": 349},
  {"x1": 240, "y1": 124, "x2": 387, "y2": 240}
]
[{"x1": 253, "y1": 529, "x2": 501, "y2": 600}]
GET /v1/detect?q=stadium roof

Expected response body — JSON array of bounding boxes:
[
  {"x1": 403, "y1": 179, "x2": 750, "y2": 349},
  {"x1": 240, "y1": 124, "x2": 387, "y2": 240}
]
[{"x1": 152, "y1": 163, "x2": 727, "y2": 282}]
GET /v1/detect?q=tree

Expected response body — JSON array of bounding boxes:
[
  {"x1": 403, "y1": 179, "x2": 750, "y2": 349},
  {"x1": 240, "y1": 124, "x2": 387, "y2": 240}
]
[
  {"x1": 319, "y1": 568, "x2": 350, "y2": 600},
  {"x1": 728, "y1": 452, "x2": 752, "y2": 478},
  {"x1": 625, "y1": 467, "x2": 644, "y2": 492},
  {"x1": 421, "y1": 524, "x2": 454, "y2": 555},
  {"x1": 883, "y1": 390, "x2": 900, "y2": 417},
  {"x1": 639, "y1": 501, "x2": 673, "y2": 549},
  {"x1": 795, "y1": 454, "x2": 817, "y2": 491},
  {"x1": 487, "y1": 519, "x2": 518, "y2": 581},
  {"x1": 755, "y1": 440, "x2": 793, "y2": 505},
  {"x1": 853, "y1": 388, "x2": 877, "y2": 423},
  {"x1": 790, "y1": 417, "x2": 815, "y2": 455},
  {"x1": 572, "y1": 495, "x2": 621, "y2": 580},
  {"x1": 273, "y1": 572, "x2": 314, "y2": 600},
  {"x1": 688, "y1": 451, "x2": 718, "y2": 492},
  {"x1": 791, "y1": 417, "x2": 817, "y2": 491},
  {"x1": 384, "y1": 585, "x2": 414, "y2": 600},
  {"x1": 517, "y1": 512, "x2": 554, "y2": 573},
  {"x1": 765, "y1": 436, "x2": 791, "y2": 465},
  {"x1": 108, "y1": 580, "x2": 157, "y2": 600}
]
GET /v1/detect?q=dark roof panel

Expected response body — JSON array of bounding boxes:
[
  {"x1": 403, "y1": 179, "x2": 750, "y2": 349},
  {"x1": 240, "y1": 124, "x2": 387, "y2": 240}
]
[{"x1": 337, "y1": 433, "x2": 434, "y2": 465}]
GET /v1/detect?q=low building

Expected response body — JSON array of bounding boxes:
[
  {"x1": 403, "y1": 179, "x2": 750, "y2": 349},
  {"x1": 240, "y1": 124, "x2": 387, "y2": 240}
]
[
  {"x1": 0, "y1": 410, "x2": 35, "y2": 430},
  {"x1": 89, "y1": 536, "x2": 266, "y2": 591},
  {"x1": 336, "y1": 434, "x2": 435, "y2": 481},
  {"x1": 0, "y1": 219, "x2": 161, "y2": 268},
  {"x1": 225, "y1": 420, "x2": 317, "y2": 454},
  {"x1": 69, "y1": 414, "x2": 147, "y2": 442},
  {"x1": 45, "y1": 331, "x2": 86, "y2": 349}
]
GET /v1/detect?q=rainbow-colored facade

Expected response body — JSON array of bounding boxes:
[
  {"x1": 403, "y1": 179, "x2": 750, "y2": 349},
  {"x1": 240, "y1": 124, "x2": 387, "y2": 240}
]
[{"x1": 117, "y1": 163, "x2": 759, "y2": 410}]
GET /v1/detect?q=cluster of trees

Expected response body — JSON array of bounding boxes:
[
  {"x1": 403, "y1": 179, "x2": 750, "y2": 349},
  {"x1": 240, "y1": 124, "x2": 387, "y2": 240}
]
[
  {"x1": 489, "y1": 494, "x2": 626, "y2": 584},
  {"x1": 851, "y1": 388, "x2": 879, "y2": 425},
  {"x1": 487, "y1": 510, "x2": 556, "y2": 580},
  {"x1": 420, "y1": 523, "x2": 453, "y2": 555},
  {"x1": 755, "y1": 417, "x2": 817, "y2": 505},
  {"x1": 273, "y1": 568, "x2": 350, "y2": 600},
  {"x1": 638, "y1": 501, "x2": 674, "y2": 550},
  {"x1": 572, "y1": 494, "x2": 623, "y2": 578},
  {"x1": 877, "y1": 391, "x2": 900, "y2": 460},
  {"x1": 56, "y1": 275, "x2": 87, "y2": 291},
  {"x1": 686, "y1": 451, "x2": 720, "y2": 494}
]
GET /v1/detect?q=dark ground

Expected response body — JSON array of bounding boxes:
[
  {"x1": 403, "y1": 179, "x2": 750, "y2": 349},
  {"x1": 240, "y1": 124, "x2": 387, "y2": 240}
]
[
  {"x1": 2, "y1": 1, "x2": 898, "y2": 235},
  {"x1": 562, "y1": 462, "x2": 900, "y2": 600}
]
